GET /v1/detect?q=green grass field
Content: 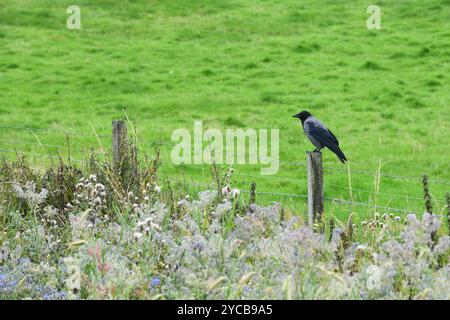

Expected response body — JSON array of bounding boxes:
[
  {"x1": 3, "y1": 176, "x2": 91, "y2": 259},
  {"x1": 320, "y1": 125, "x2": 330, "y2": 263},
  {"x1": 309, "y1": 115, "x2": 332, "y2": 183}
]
[{"x1": 0, "y1": 0, "x2": 449, "y2": 220}]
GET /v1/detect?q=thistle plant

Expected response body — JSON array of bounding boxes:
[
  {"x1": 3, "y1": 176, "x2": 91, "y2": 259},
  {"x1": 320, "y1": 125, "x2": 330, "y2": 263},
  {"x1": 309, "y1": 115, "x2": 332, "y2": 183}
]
[
  {"x1": 422, "y1": 174, "x2": 436, "y2": 243},
  {"x1": 422, "y1": 175, "x2": 433, "y2": 214},
  {"x1": 12, "y1": 181, "x2": 48, "y2": 209}
]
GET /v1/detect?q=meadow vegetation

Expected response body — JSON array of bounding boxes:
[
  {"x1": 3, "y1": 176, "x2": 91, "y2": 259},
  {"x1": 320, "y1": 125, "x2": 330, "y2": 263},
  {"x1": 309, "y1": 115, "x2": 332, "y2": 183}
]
[
  {"x1": 0, "y1": 0, "x2": 449, "y2": 299},
  {"x1": 0, "y1": 151, "x2": 449, "y2": 299}
]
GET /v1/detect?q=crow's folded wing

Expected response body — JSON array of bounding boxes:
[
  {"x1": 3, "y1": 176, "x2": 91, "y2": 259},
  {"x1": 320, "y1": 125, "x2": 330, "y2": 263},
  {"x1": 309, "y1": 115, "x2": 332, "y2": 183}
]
[
  {"x1": 327, "y1": 129, "x2": 339, "y2": 146},
  {"x1": 305, "y1": 119, "x2": 339, "y2": 147}
]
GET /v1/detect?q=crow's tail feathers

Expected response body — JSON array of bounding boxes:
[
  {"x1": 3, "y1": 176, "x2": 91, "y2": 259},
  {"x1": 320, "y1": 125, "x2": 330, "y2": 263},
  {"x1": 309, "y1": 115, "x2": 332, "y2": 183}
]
[{"x1": 328, "y1": 144, "x2": 347, "y2": 164}]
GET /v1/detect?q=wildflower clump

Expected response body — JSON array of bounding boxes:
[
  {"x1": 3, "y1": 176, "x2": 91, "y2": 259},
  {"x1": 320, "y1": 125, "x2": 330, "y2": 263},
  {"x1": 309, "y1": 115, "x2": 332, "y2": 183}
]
[{"x1": 1, "y1": 163, "x2": 449, "y2": 300}]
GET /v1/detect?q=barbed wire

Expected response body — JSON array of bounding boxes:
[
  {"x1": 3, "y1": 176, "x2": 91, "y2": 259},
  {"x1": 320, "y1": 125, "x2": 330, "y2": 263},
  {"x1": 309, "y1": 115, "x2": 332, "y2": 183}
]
[
  {"x1": 0, "y1": 124, "x2": 110, "y2": 139},
  {"x1": 161, "y1": 176, "x2": 306, "y2": 198},
  {"x1": 0, "y1": 148, "x2": 85, "y2": 163},
  {"x1": 0, "y1": 174, "x2": 439, "y2": 217},
  {"x1": 0, "y1": 137, "x2": 89, "y2": 153},
  {"x1": 167, "y1": 163, "x2": 447, "y2": 203},
  {"x1": 168, "y1": 163, "x2": 301, "y2": 181},
  {"x1": 1, "y1": 114, "x2": 447, "y2": 220},
  {"x1": 160, "y1": 176, "x2": 431, "y2": 215},
  {"x1": 249, "y1": 190, "x2": 308, "y2": 199},
  {"x1": 325, "y1": 182, "x2": 445, "y2": 204},
  {"x1": 146, "y1": 140, "x2": 176, "y2": 147},
  {"x1": 0, "y1": 126, "x2": 177, "y2": 153},
  {"x1": 1, "y1": 144, "x2": 446, "y2": 209},
  {"x1": 1, "y1": 125, "x2": 448, "y2": 185},
  {"x1": 0, "y1": 170, "x2": 437, "y2": 216},
  {"x1": 1, "y1": 124, "x2": 448, "y2": 184},
  {"x1": 172, "y1": 161, "x2": 450, "y2": 188},
  {"x1": 327, "y1": 197, "x2": 423, "y2": 215},
  {"x1": 281, "y1": 161, "x2": 450, "y2": 186}
]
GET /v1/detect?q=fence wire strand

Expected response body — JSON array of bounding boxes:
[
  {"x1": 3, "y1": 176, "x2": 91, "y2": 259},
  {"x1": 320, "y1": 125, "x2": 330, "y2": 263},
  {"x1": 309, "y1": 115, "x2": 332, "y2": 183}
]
[
  {"x1": 281, "y1": 161, "x2": 450, "y2": 185},
  {"x1": 0, "y1": 137, "x2": 88, "y2": 153},
  {"x1": 2, "y1": 124, "x2": 449, "y2": 185},
  {"x1": 325, "y1": 182, "x2": 445, "y2": 203},
  {"x1": 0, "y1": 148, "x2": 84, "y2": 163},
  {"x1": 167, "y1": 164, "x2": 447, "y2": 204},
  {"x1": 160, "y1": 176, "x2": 431, "y2": 215},
  {"x1": 0, "y1": 124, "x2": 110, "y2": 139},
  {"x1": 1, "y1": 124, "x2": 449, "y2": 216}
]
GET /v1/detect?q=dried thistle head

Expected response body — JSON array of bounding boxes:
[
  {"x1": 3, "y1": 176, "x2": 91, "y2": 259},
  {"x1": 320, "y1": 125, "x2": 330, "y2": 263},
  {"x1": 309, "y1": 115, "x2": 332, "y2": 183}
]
[{"x1": 422, "y1": 174, "x2": 433, "y2": 214}]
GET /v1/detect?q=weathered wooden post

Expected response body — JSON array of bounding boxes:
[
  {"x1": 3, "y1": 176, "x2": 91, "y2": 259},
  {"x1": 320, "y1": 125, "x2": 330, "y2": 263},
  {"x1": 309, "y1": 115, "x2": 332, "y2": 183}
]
[
  {"x1": 306, "y1": 151, "x2": 324, "y2": 230},
  {"x1": 112, "y1": 120, "x2": 128, "y2": 175}
]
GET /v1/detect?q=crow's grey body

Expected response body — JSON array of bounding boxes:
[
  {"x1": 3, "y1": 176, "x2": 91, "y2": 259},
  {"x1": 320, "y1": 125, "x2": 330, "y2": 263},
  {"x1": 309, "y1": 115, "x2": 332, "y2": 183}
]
[
  {"x1": 293, "y1": 111, "x2": 347, "y2": 163},
  {"x1": 303, "y1": 116, "x2": 337, "y2": 148}
]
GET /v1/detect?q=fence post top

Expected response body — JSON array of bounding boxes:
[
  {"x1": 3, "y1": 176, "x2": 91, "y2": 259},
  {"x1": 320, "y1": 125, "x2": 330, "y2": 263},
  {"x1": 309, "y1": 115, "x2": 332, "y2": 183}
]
[{"x1": 306, "y1": 151, "x2": 322, "y2": 155}]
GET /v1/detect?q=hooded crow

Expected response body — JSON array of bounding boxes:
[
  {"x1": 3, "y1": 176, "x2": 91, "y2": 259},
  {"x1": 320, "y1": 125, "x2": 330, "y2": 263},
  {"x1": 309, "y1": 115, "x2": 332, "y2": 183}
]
[{"x1": 293, "y1": 111, "x2": 347, "y2": 163}]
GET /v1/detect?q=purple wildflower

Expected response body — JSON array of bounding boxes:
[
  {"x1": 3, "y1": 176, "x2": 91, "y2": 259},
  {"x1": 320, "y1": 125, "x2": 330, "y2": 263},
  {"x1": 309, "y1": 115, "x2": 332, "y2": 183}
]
[{"x1": 150, "y1": 277, "x2": 161, "y2": 288}]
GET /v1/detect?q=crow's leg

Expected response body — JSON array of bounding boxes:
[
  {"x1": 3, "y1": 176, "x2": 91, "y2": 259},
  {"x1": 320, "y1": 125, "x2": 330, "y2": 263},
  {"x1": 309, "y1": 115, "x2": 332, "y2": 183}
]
[{"x1": 313, "y1": 146, "x2": 323, "y2": 152}]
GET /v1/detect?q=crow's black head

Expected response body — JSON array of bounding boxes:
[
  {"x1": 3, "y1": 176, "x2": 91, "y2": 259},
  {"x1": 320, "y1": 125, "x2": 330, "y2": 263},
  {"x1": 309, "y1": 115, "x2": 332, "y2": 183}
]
[{"x1": 293, "y1": 111, "x2": 312, "y2": 123}]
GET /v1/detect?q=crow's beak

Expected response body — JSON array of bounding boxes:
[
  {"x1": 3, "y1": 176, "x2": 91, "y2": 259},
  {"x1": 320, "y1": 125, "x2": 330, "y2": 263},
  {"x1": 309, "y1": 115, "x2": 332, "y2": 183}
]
[{"x1": 293, "y1": 114, "x2": 299, "y2": 118}]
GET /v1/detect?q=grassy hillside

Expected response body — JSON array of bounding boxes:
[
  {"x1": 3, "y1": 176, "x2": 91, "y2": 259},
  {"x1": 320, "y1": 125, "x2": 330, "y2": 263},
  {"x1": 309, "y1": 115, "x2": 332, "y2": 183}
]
[{"x1": 0, "y1": 0, "x2": 449, "y2": 220}]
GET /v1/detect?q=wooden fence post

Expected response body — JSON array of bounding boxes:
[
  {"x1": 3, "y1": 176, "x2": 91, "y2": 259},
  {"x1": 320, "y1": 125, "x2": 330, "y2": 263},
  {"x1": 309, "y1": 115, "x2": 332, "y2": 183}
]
[
  {"x1": 112, "y1": 120, "x2": 128, "y2": 175},
  {"x1": 307, "y1": 151, "x2": 324, "y2": 230}
]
